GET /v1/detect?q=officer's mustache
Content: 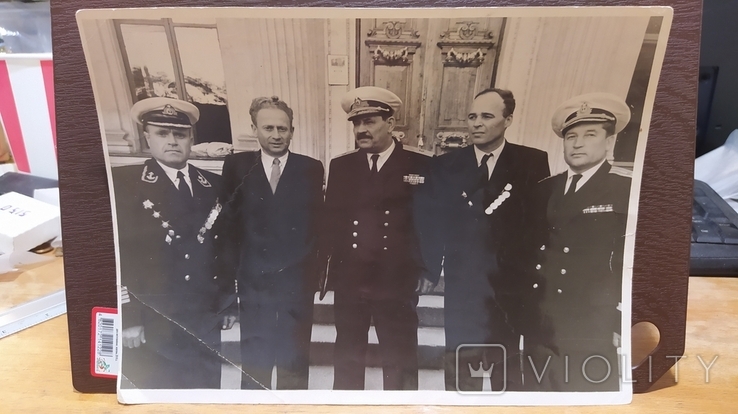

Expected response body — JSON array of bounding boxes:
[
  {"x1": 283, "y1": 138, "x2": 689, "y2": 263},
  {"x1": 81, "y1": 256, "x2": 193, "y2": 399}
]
[{"x1": 356, "y1": 132, "x2": 372, "y2": 140}]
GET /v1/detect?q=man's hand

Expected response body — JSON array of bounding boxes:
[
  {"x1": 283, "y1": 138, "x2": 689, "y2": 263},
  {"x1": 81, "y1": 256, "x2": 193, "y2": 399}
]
[
  {"x1": 417, "y1": 277, "x2": 436, "y2": 295},
  {"x1": 122, "y1": 326, "x2": 145, "y2": 348},
  {"x1": 222, "y1": 315, "x2": 238, "y2": 330}
]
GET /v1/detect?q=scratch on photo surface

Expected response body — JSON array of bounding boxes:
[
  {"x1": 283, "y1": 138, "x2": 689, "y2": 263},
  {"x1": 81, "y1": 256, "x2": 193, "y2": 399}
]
[{"x1": 128, "y1": 291, "x2": 270, "y2": 391}]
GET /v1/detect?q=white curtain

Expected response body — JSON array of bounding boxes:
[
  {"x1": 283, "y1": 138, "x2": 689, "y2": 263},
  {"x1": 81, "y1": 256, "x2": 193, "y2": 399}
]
[{"x1": 217, "y1": 18, "x2": 327, "y2": 165}]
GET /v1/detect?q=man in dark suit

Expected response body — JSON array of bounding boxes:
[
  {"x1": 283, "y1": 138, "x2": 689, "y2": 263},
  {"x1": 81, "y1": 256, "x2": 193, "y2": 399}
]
[
  {"x1": 415, "y1": 88, "x2": 550, "y2": 392},
  {"x1": 215, "y1": 96, "x2": 324, "y2": 390},
  {"x1": 116, "y1": 97, "x2": 226, "y2": 389},
  {"x1": 531, "y1": 93, "x2": 632, "y2": 391},
  {"x1": 321, "y1": 86, "x2": 431, "y2": 390}
]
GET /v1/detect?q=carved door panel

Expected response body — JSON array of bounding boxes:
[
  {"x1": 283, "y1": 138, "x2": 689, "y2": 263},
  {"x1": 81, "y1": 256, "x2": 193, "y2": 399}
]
[{"x1": 359, "y1": 18, "x2": 504, "y2": 154}]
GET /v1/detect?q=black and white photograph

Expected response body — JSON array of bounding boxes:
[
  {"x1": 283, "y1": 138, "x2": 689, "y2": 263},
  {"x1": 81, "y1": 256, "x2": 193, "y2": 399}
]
[{"x1": 77, "y1": 6, "x2": 672, "y2": 405}]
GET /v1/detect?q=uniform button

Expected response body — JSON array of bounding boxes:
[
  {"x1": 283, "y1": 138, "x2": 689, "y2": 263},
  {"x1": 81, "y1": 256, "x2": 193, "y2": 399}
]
[
  {"x1": 563, "y1": 247, "x2": 570, "y2": 253},
  {"x1": 561, "y1": 269, "x2": 567, "y2": 275},
  {"x1": 533, "y1": 283, "x2": 538, "y2": 289},
  {"x1": 176, "y1": 235, "x2": 181, "y2": 239},
  {"x1": 383, "y1": 235, "x2": 388, "y2": 239},
  {"x1": 353, "y1": 220, "x2": 359, "y2": 225},
  {"x1": 384, "y1": 222, "x2": 389, "y2": 227},
  {"x1": 540, "y1": 245, "x2": 546, "y2": 251},
  {"x1": 557, "y1": 289, "x2": 562, "y2": 294},
  {"x1": 214, "y1": 235, "x2": 218, "y2": 240},
  {"x1": 213, "y1": 276, "x2": 218, "y2": 280},
  {"x1": 352, "y1": 243, "x2": 358, "y2": 249},
  {"x1": 383, "y1": 247, "x2": 388, "y2": 250},
  {"x1": 353, "y1": 232, "x2": 358, "y2": 237},
  {"x1": 385, "y1": 210, "x2": 390, "y2": 215},
  {"x1": 535, "y1": 264, "x2": 541, "y2": 270},
  {"x1": 185, "y1": 254, "x2": 190, "y2": 259},
  {"x1": 185, "y1": 275, "x2": 191, "y2": 281}
]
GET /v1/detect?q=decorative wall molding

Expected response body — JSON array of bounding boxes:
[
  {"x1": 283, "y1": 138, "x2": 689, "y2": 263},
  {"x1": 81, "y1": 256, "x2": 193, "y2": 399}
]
[
  {"x1": 443, "y1": 48, "x2": 485, "y2": 66},
  {"x1": 435, "y1": 131, "x2": 469, "y2": 149},
  {"x1": 367, "y1": 20, "x2": 420, "y2": 40},
  {"x1": 372, "y1": 45, "x2": 410, "y2": 64}
]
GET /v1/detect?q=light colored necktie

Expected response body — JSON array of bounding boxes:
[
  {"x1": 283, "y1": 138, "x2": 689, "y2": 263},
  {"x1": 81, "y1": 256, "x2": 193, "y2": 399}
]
[{"x1": 270, "y1": 158, "x2": 281, "y2": 193}]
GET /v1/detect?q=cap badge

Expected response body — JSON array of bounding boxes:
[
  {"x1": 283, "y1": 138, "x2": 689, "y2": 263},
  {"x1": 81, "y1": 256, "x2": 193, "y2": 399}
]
[
  {"x1": 352, "y1": 97, "x2": 369, "y2": 111},
  {"x1": 577, "y1": 102, "x2": 592, "y2": 117},
  {"x1": 162, "y1": 104, "x2": 177, "y2": 116}
]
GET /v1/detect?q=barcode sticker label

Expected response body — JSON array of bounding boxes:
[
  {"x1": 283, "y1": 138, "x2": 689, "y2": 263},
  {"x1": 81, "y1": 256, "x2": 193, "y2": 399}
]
[{"x1": 91, "y1": 307, "x2": 119, "y2": 378}]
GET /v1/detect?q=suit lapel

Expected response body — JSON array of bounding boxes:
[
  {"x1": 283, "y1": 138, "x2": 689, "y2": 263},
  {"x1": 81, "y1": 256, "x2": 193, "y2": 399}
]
[
  {"x1": 486, "y1": 143, "x2": 516, "y2": 197},
  {"x1": 274, "y1": 152, "x2": 297, "y2": 197},
  {"x1": 251, "y1": 152, "x2": 273, "y2": 197},
  {"x1": 143, "y1": 159, "x2": 178, "y2": 200},
  {"x1": 549, "y1": 162, "x2": 612, "y2": 224},
  {"x1": 450, "y1": 146, "x2": 482, "y2": 198}
]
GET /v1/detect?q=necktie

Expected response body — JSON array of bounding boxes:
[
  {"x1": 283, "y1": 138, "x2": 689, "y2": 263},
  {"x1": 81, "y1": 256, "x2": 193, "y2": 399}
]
[
  {"x1": 270, "y1": 158, "x2": 281, "y2": 193},
  {"x1": 370, "y1": 154, "x2": 380, "y2": 174},
  {"x1": 479, "y1": 153, "x2": 493, "y2": 183},
  {"x1": 176, "y1": 171, "x2": 192, "y2": 201},
  {"x1": 566, "y1": 174, "x2": 583, "y2": 197}
]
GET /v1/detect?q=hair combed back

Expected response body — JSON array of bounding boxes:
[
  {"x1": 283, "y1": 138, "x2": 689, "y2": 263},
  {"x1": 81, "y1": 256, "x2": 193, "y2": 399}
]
[{"x1": 249, "y1": 96, "x2": 294, "y2": 128}]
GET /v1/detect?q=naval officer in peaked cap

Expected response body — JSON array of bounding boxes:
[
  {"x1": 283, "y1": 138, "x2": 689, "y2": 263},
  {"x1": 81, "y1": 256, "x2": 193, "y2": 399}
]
[
  {"x1": 320, "y1": 86, "x2": 432, "y2": 390},
  {"x1": 115, "y1": 97, "x2": 230, "y2": 389},
  {"x1": 530, "y1": 92, "x2": 633, "y2": 391}
]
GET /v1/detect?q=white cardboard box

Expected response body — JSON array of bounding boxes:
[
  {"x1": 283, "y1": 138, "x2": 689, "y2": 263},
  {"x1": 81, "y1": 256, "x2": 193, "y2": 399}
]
[{"x1": 0, "y1": 191, "x2": 60, "y2": 254}]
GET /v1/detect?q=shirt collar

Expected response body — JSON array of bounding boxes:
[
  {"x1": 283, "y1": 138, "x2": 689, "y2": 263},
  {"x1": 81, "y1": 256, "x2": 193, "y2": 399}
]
[
  {"x1": 155, "y1": 160, "x2": 190, "y2": 184},
  {"x1": 474, "y1": 139, "x2": 506, "y2": 166},
  {"x1": 567, "y1": 157, "x2": 607, "y2": 188},
  {"x1": 366, "y1": 139, "x2": 396, "y2": 171},
  {"x1": 261, "y1": 150, "x2": 290, "y2": 168}
]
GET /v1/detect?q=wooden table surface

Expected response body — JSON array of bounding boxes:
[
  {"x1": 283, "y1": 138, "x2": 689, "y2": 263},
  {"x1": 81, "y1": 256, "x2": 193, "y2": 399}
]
[{"x1": 1, "y1": 258, "x2": 736, "y2": 413}]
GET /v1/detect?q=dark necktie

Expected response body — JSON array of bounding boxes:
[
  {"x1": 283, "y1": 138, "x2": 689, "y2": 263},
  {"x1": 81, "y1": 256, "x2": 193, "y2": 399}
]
[
  {"x1": 177, "y1": 171, "x2": 192, "y2": 201},
  {"x1": 566, "y1": 174, "x2": 583, "y2": 197},
  {"x1": 370, "y1": 154, "x2": 380, "y2": 174},
  {"x1": 479, "y1": 153, "x2": 493, "y2": 183}
]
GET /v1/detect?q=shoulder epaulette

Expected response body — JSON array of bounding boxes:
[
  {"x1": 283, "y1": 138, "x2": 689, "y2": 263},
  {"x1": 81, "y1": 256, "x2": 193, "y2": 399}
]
[
  {"x1": 335, "y1": 148, "x2": 360, "y2": 158},
  {"x1": 404, "y1": 145, "x2": 434, "y2": 157},
  {"x1": 538, "y1": 171, "x2": 563, "y2": 185},
  {"x1": 609, "y1": 166, "x2": 633, "y2": 178}
]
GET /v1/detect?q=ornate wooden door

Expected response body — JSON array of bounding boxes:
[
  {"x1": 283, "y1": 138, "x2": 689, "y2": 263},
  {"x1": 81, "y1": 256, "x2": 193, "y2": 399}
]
[{"x1": 359, "y1": 18, "x2": 504, "y2": 154}]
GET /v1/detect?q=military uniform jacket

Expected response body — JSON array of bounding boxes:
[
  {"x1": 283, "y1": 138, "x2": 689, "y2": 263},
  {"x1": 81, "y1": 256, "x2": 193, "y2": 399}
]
[
  {"x1": 214, "y1": 150, "x2": 324, "y2": 290},
  {"x1": 535, "y1": 161, "x2": 631, "y2": 351},
  {"x1": 321, "y1": 141, "x2": 431, "y2": 300},
  {"x1": 113, "y1": 159, "x2": 223, "y2": 360},
  {"x1": 415, "y1": 143, "x2": 550, "y2": 346}
]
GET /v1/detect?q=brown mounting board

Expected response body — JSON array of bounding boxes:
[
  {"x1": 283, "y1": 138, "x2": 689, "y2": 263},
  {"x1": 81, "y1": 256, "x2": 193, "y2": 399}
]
[{"x1": 51, "y1": 0, "x2": 698, "y2": 395}]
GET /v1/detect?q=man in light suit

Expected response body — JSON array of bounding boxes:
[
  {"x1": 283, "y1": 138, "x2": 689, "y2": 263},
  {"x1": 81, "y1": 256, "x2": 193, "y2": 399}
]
[
  {"x1": 531, "y1": 93, "x2": 632, "y2": 391},
  {"x1": 415, "y1": 88, "x2": 550, "y2": 392},
  {"x1": 215, "y1": 96, "x2": 324, "y2": 390},
  {"x1": 116, "y1": 97, "x2": 226, "y2": 389}
]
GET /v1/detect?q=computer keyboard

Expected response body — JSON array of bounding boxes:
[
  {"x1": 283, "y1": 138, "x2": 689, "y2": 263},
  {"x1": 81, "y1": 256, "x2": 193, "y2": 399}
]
[{"x1": 691, "y1": 180, "x2": 738, "y2": 275}]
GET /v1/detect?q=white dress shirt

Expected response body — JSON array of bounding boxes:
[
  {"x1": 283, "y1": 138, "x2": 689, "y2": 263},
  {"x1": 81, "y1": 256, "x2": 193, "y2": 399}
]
[
  {"x1": 261, "y1": 150, "x2": 290, "y2": 178},
  {"x1": 564, "y1": 158, "x2": 607, "y2": 194},
  {"x1": 156, "y1": 160, "x2": 193, "y2": 195},
  {"x1": 474, "y1": 139, "x2": 506, "y2": 179},
  {"x1": 366, "y1": 139, "x2": 396, "y2": 172}
]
